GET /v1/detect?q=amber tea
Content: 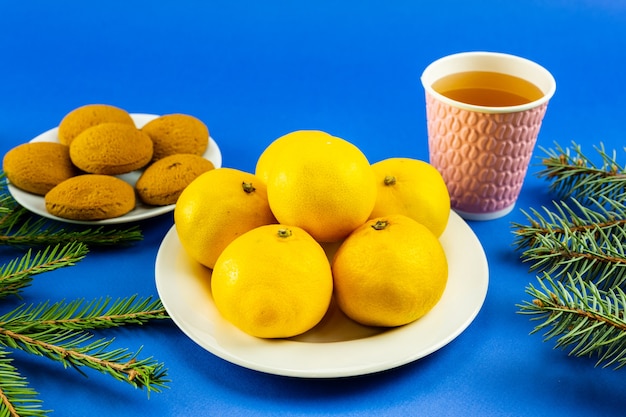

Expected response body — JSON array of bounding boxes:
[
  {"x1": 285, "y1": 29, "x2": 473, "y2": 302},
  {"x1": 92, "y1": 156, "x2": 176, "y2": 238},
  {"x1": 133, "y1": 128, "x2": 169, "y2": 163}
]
[
  {"x1": 421, "y1": 52, "x2": 556, "y2": 220},
  {"x1": 432, "y1": 71, "x2": 544, "y2": 107}
]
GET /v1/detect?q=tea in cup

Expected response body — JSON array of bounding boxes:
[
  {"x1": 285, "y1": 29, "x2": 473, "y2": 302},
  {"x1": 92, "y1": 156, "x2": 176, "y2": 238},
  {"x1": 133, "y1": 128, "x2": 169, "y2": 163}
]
[{"x1": 421, "y1": 51, "x2": 556, "y2": 220}]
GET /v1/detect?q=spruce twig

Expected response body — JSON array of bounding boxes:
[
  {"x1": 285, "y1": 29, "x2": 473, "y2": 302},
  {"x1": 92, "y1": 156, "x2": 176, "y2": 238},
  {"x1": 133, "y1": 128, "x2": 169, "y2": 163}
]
[
  {"x1": 0, "y1": 296, "x2": 168, "y2": 332},
  {"x1": 0, "y1": 242, "x2": 89, "y2": 299},
  {"x1": 0, "y1": 327, "x2": 168, "y2": 392},
  {"x1": 515, "y1": 141, "x2": 626, "y2": 369},
  {"x1": 0, "y1": 348, "x2": 48, "y2": 417},
  {"x1": 0, "y1": 170, "x2": 169, "y2": 414},
  {"x1": 537, "y1": 141, "x2": 626, "y2": 204},
  {"x1": 0, "y1": 295, "x2": 170, "y2": 414},
  {"x1": 519, "y1": 274, "x2": 626, "y2": 369},
  {"x1": 512, "y1": 196, "x2": 626, "y2": 290}
]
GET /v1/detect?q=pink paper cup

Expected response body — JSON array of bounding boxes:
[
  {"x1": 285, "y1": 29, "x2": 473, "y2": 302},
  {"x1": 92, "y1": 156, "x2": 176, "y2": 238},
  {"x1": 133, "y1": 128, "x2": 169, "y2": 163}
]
[{"x1": 421, "y1": 51, "x2": 556, "y2": 221}]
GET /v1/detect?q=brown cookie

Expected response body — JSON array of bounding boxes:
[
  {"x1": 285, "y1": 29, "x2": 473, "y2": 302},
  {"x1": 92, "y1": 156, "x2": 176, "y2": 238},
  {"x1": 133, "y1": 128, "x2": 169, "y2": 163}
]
[
  {"x1": 3, "y1": 142, "x2": 82, "y2": 195},
  {"x1": 141, "y1": 114, "x2": 209, "y2": 161},
  {"x1": 69, "y1": 122, "x2": 153, "y2": 175},
  {"x1": 45, "y1": 174, "x2": 136, "y2": 220},
  {"x1": 136, "y1": 153, "x2": 215, "y2": 206},
  {"x1": 58, "y1": 104, "x2": 135, "y2": 146}
]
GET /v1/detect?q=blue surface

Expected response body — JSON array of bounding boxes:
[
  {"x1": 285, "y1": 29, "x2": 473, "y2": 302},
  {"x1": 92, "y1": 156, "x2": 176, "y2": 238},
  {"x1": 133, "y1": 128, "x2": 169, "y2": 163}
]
[{"x1": 1, "y1": 1, "x2": 626, "y2": 416}]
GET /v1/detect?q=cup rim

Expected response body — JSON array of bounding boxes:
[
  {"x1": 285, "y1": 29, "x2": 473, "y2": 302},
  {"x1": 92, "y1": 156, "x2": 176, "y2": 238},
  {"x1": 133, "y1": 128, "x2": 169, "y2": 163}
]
[{"x1": 420, "y1": 51, "x2": 556, "y2": 114}]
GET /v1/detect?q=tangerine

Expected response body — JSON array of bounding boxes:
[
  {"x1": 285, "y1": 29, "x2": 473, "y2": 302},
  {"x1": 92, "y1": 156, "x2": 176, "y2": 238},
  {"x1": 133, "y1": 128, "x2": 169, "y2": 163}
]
[
  {"x1": 331, "y1": 214, "x2": 448, "y2": 327},
  {"x1": 174, "y1": 167, "x2": 277, "y2": 269},
  {"x1": 369, "y1": 157, "x2": 450, "y2": 237},
  {"x1": 211, "y1": 224, "x2": 333, "y2": 338},
  {"x1": 266, "y1": 133, "x2": 377, "y2": 242},
  {"x1": 255, "y1": 130, "x2": 332, "y2": 184}
]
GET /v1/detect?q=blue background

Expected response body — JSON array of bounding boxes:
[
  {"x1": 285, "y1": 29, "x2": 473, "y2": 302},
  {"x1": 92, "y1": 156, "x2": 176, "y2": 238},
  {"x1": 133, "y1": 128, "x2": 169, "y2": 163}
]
[{"x1": 1, "y1": 1, "x2": 626, "y2": 416}]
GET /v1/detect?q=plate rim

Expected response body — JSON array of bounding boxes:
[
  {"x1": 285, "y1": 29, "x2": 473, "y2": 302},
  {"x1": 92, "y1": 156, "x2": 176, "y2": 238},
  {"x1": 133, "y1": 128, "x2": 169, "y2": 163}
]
[
  {"x1": 155, "y1": 211, "x2": 489, "y2": 378},
  {"x1": 6, "y1": 113, "x2": 222, "y2": 225}
]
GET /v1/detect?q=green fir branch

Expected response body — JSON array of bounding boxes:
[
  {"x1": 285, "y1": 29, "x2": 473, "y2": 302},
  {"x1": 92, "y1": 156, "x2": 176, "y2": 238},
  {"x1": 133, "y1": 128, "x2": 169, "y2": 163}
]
[
  {"x1": 0, "y1": 193, "x2": 15, "y2": 218},
  {"x1": 0, "y1": 296, "x2": 170, "y2": 409},
  {"x1": 0, "y1": 242, "x2": 88, "y2": 299},
  {"x1": 512, "y1": 197, "x2": 626, "y2": 290},
  {"x1": 0, "y1": 244, "x2": 170, "y2": 396},
  {"x1": 537, "y1": 141, "x2": 626, "y2": 204},
  {"x1": 519, "y1": 273, "x2": 626, "y2": 369},
  {"x1": 0, "y1": 348, "x2": 48, "y2": 417},
  {"x1": 515, "y1": 141, "x2": 626, "y2": 370},
  {"x1": 0, "y1": 296, "x2": 168, "y2": 332},
  {"x1": 0, "y1": 328, "x2": 168, "y2": 393},
  {"x1": 0, "y1": 171, "x2": 169, "y2": 411}
]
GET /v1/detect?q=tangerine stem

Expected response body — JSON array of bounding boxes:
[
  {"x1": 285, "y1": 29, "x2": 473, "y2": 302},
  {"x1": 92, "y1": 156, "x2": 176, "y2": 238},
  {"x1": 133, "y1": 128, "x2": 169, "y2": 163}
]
[
  {"x1": 242, "y1": 182, "x2": 256, "y2": 194},
  {"x1": 371, "y1": 220, "x2": 388, "y2": 230},
  {"x1": 277, "y1": 228, "x2": 292, "y2": 238},
  {"x1": 383, "y1": 175, "x2": 396, "y2": 186}
]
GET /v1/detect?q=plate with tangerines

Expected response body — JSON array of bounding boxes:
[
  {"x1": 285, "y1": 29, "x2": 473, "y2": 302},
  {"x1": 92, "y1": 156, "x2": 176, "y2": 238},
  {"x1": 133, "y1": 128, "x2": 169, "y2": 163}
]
[{"x1": 155, "y1": 209, "x2": 488, "y2": 378}]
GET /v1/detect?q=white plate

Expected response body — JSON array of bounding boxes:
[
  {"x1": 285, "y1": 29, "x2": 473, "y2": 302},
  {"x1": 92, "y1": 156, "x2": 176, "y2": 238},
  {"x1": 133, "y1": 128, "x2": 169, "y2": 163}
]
[
  {"x1": 7, "y1": 113, "x2": 222, "y2": 225},
  {"x1": 155, "y1": 211, "x2": 489, "y2": 378}
]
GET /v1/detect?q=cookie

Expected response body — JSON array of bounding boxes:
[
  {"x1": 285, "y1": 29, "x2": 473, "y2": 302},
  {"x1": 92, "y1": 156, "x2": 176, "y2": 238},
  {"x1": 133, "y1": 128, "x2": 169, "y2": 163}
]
[
  {"x1": 58, "y1": 104, "x2": 135, "y2": 146},
  {"x1": 69, "y1": 122, "x2": 153, "y2": 175},
  {"x1": 45, "y1": 174, "x2": 136, "y2": 220},
  {"x1": 141, "y1": 113, "x2": 209, "y2": 161},
  {"x1": 135, "y1": 153, "x2": 215, "y2": 206},
  {"x1": 3, "y1": 142, "x2": 82, "y2": 195}
]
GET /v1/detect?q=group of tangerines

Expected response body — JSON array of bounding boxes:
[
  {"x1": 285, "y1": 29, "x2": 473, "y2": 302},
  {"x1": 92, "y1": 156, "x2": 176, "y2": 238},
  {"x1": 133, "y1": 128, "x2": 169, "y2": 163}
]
[{"x1": 173, "y1": 130, "x2": 450, "y2": 339}]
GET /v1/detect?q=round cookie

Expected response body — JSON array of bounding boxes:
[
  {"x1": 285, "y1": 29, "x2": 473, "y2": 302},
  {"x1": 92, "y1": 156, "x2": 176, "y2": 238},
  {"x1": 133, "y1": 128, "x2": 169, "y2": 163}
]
[
  {"x1": 136, "y1": 153, "x2": 215, "y2": 206},
  {"x1": 70, "y1": 122, "x2": 153, "y2": 175},
  {"x1": 58, "y1": 104, "x2": 135, "y2": 146},
  {"x1": 45, "y1": 174, "x2": 136, "y2": 221},
  {"x1": 3, "y1": 142, "x2": 82, "y2": 195},
  {"x1": 141, "y1": 114, "x2": 209, "y2": 161}
]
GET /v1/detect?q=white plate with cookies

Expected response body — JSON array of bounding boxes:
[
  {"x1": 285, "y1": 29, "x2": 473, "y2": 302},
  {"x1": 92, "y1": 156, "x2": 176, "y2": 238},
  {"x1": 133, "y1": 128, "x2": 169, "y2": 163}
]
[{"x1": 6, "y1": 113, "x2": 222, "y2": 225}]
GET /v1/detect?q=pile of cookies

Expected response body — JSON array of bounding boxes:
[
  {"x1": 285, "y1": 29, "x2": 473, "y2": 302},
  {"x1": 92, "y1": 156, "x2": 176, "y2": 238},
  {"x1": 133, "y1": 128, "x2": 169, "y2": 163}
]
[{"x1": 2, "y1": 104, "x2": 215, "y2": 221}]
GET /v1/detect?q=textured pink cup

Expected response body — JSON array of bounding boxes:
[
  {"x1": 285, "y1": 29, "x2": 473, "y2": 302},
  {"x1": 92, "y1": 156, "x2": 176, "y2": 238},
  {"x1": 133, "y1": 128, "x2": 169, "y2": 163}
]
[{"x1": 421, "y1": 52, "x2": 556, "y2": 220}]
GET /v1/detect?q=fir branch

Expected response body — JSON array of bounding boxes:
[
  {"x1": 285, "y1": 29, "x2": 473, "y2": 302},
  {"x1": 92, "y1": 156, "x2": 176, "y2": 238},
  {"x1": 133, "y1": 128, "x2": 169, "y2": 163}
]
[
  {"x1": 512, "y1": 197, "x2": 626, "y2": 291},
  {"x1": 537, "y1": 141, "x2": 626, "y2": 204},
  {"x1": 0, "y1": 173, "x2": 170, "y2": 410},
  {"x1": 0, "y1": 328, "x2": 168, "y2": 393},
  {"x1": 0, "y1": 348, "x2": 48, "y2": 417},
  {"x1": 0, "y1": 194, "x2": 14, "y2": 217},
  {"x1": 516, "y1": 140, "x2": 626, "y2": 370},
  {"x1": 519, "y1": 273, "x2": 626, "y2": 369},
  {"x1": 0, "y1": 296, "x2": 168, "y2": 332},
  {"x1": 0, "y1": 242, "x2": 88, "y2": 299}
]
